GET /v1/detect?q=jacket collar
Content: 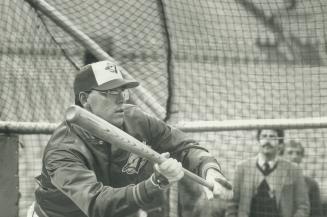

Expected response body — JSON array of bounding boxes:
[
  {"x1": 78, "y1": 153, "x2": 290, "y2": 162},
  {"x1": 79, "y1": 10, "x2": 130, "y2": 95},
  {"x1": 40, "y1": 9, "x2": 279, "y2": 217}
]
[{"x1": 257, "y1": 153, "x2": 278, "y2": 169}]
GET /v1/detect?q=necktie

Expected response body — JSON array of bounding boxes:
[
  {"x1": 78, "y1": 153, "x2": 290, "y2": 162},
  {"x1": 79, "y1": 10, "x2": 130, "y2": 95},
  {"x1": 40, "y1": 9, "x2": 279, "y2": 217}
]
[{"x1": 263, "y1": 162, "x2": 270, "y2": 174}]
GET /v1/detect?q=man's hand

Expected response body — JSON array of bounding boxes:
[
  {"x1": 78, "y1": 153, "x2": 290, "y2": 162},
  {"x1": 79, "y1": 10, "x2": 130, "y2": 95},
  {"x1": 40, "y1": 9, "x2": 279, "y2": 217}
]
[
  {"x1": 152, "y1": 152, "x2": 184, "y2": 189},
  {"x1": 202, "y1": 168, "x2": 233, "y2": 200}
]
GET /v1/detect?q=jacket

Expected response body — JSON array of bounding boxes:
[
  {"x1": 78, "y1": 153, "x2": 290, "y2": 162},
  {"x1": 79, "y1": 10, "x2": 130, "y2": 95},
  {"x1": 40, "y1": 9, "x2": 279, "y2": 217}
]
[
  {"x1": 226, "y1": 157, "x2": 310, "y2": 217},
  {"x1": 305, "y1": 176, "x2": 323, "y2": 217},
  {"x1": 35, "y1": 104, "x2": 221, "y2": 217}
]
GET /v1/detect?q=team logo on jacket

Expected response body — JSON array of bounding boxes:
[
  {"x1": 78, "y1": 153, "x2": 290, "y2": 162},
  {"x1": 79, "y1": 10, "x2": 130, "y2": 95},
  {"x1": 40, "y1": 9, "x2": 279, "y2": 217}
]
[{"x1": 122, "y1": 140, "x2": 148, "y2": 174}]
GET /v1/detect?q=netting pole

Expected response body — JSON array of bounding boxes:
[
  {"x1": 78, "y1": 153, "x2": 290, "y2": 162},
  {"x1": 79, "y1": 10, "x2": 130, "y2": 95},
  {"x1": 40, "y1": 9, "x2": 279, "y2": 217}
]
[
  {"x1": 0, "y1": 122, "x2": 58, "y2": 134},
  {"x1": 176, "y1": 117, "x2": 327, "y2": 132},
  {"x1": 156, "y1": 0, "x2": 173, "y2": 123},
  {"x1": 25, "y1": 0, "x2": 167, "y2": 120},
  {"x1": 155, "y1": 1, "x2": 176, "y2": 215},
  {"x1": 2, "y1": 117, "x2": 327, "y2": 134}
]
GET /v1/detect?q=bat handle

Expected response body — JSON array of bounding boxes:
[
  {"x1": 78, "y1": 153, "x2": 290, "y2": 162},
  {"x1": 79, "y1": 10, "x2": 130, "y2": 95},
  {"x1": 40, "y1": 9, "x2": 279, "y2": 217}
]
[
  {"x1": 156, "y1": 153, "x2": 232, "y2": 190},
  {"x1": 182, "y1": 168, "x2": 233, "y2": 191}
]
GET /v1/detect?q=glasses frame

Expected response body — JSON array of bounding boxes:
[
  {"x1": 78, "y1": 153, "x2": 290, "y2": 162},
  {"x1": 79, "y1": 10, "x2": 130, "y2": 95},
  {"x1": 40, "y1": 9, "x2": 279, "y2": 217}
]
[{"x1": 84, "y1": 88, "x2": 130, "y2": 100}]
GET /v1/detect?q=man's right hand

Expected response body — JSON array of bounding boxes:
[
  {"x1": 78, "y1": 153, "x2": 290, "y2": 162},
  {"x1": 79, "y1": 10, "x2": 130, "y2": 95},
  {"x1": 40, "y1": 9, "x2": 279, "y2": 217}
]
[
  {"x1": 202, "y1": 169, "x2": 233, "y2": 200},
  {"x1": 152, "y1": 152, "x2": 184, "y2": 189}
]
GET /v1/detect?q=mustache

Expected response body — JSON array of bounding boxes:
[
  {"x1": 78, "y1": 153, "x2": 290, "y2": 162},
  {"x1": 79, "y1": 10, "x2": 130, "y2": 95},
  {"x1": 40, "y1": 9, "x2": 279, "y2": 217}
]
[{"x1": 262, "y1": 143, "x2": 274, "y2": 148}]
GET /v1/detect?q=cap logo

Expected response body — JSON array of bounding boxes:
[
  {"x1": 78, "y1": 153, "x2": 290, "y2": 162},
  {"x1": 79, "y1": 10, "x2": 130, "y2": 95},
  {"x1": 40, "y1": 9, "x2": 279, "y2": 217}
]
[
  {"x1": 105, "y1": 63, "x2": 118, "y2": 74},
  {"x1": 91, "y1": 61, "x2": 123, "y2": 85}
]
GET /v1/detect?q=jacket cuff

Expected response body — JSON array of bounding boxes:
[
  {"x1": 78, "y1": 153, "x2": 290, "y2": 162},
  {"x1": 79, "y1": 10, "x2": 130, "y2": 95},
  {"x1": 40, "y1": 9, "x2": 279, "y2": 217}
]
[
  {"x1": 126, "y1": 175, "x2": 162, "y2": 208},
  {"x1": 199, "y1": 157, "x2": 222, "y2": 178}
]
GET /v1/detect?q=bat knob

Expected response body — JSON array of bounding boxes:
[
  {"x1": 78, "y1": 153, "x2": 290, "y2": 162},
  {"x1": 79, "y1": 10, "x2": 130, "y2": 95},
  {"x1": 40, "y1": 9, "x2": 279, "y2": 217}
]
[
  {"x1": 65, "y1": 105, "x2": 81, "y2": 123},
  {"x1": 215, "y1": 178, "x2": 233, "y2": 190}
]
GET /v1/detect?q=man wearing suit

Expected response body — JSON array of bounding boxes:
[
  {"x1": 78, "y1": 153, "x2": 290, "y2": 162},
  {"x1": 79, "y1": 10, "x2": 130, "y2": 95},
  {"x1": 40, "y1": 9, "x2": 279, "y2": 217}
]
[{"x1": 226, "y1": 129, "x2": 310, "y2": 217}]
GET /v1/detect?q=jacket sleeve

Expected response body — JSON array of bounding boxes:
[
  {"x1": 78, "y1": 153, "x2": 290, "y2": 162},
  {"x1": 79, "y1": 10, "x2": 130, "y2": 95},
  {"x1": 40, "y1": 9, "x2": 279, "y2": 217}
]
[
  {"x1": 44, "y1": 147, "x2": 161, "y2": 217},
  {"x1": 143, "y1": 111, "x2": 222, "y2": 178},
  {"x1": 293, "y1": 166, "x2": 310, "y2": 217},
  {"x1": 307, "y1": 178, "x2": 323, "y2": 217}
]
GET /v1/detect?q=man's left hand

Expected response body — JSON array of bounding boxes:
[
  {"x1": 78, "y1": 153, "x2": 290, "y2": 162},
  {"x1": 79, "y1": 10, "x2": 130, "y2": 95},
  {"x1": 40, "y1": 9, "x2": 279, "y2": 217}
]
[{"x1": 202, "y1": 168, "x2": 233, "y2": 200}]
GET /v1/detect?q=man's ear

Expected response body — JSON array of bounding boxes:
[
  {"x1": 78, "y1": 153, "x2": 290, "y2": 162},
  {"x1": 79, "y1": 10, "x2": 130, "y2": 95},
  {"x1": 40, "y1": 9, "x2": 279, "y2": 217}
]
[{"x1": 79, "y1": 92, "x2": 89, "y2": 108}]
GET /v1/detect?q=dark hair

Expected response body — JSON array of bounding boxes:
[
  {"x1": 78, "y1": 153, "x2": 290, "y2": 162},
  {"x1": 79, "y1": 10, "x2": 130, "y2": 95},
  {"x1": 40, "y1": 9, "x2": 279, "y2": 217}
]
[
  {"x1": 75, "y1": 94, "x2": 83, "y2": 107},
  {"x1": 256, "y1": 128, "x2": 284, "y2": 144}
]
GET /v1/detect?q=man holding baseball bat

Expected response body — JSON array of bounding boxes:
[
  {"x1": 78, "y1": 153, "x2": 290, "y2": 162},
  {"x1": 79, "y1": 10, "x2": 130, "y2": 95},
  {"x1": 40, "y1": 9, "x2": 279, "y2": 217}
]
[{"x1": 32, "y1": 60, "x2": 232, "y2": 217}]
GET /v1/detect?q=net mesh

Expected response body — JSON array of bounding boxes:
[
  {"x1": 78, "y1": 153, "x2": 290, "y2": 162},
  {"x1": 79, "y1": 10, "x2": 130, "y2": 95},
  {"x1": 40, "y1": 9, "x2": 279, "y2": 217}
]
[{"x1": 1, "y1": 0, "x2": 327, "y2": 216}]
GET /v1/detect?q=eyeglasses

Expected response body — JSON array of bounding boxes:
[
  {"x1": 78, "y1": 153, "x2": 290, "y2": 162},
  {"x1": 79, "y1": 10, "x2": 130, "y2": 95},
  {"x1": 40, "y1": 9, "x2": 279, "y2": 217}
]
[
  {"x1": 87, "y1": 89, "x2": 130, "y2": 100},
  {"x1": 259, "y1": 135, "x2": 281, "y2": 140}
]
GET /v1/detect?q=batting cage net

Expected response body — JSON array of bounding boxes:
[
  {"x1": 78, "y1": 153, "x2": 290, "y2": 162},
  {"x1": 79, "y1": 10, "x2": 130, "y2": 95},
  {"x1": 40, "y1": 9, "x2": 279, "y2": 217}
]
[{"x1": 1, "y1": 0, "x2": 327, "y2": 216}]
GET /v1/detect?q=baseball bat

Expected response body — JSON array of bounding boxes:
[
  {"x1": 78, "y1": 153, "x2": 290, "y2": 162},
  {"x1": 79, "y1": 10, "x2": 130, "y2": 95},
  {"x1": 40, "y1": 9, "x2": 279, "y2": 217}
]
[{"x1": 65, "y1": 105, "x2": 232, "y2": 191}]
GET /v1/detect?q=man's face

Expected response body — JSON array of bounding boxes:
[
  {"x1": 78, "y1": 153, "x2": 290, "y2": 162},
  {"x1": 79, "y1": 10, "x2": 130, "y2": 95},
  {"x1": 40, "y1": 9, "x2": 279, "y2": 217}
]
[
  {"x1": 83, "y1": 88, "x2": 128, "y2": 127},
  {"x1": 284, "y1": 146, "x2": 303, "y2": 164},
  {"x1": 258, "y1": 129, "x2": 280, "y2": 157}
]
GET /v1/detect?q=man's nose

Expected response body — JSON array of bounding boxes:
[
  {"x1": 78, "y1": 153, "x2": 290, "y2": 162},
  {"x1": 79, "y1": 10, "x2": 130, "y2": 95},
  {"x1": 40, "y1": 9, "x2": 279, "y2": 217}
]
[
  {"x1": 116, "y1": 92, "x2": 125, "y2": 103},
  {"x1": 289, "y1": 152, "x2": 298, "y2": 159}
]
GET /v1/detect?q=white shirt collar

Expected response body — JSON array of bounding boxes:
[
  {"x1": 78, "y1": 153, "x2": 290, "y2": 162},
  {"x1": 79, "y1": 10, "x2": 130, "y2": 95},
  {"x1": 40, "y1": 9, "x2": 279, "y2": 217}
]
[{"x1": 257, "y1": 153, "x2": 278, "y2": 169}]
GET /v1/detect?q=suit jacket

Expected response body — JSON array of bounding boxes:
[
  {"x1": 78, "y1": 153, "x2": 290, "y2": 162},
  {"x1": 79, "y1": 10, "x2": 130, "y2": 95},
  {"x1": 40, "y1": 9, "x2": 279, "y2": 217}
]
[
  {"x1": 305, "y1": 176, "x2": 323, "y2": 217},
  {"x1": 226, "y1": 157, "x2": 310, "y2": 217}
]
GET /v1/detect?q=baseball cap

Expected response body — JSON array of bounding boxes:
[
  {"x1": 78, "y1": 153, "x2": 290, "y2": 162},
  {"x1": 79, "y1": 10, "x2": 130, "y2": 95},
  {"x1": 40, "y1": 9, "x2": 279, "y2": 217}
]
[{"x1": 73, "y1": 60, "x2": 139, "y2": 95}]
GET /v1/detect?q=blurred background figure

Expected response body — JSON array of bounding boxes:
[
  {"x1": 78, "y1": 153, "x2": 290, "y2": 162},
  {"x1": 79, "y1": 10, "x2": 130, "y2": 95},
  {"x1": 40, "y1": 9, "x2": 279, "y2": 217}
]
[
  {"x1": 226, "y1": 129, "x2": 309, "y2": 217},
  {"x1": 283, "y1": 140, "x2": 323, "y2": 217}
]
